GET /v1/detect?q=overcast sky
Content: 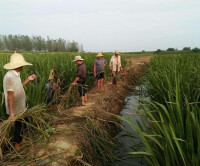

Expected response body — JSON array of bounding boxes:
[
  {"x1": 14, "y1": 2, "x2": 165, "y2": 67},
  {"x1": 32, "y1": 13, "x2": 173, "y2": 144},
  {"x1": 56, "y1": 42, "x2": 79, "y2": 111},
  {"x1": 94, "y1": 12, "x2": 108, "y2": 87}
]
[{"x1": 0, "y1": 0, "x2": 200, "y2": 52}]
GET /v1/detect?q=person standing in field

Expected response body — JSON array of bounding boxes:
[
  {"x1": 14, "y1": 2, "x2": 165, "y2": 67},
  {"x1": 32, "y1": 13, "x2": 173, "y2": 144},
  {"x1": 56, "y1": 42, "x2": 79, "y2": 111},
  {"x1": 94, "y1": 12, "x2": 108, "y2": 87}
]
[
  {"x1": 109, "y1": 50, "x2": 122, "y2": 85},
  {"x1": 72, "y1": 56, "x2": 87, "y2": 106},
  {"x1": 3, "y1": 52, "x2": 36, "y2": 150},
  {"x1": 94, "y1": 52, "x2": 107, "y2": 92}
]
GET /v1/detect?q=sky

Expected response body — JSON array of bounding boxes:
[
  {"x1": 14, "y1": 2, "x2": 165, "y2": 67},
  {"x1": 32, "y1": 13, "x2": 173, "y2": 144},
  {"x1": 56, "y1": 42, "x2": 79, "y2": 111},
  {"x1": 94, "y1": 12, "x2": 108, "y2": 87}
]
[{"x1": 0, "y1": 0, "x2": 200, "y2": 52}]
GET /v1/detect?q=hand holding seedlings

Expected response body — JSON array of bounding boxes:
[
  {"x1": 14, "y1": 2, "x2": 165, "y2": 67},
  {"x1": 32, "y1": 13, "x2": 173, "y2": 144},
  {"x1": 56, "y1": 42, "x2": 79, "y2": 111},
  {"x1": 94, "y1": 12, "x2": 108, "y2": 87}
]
[{"x1": 8, "y1": 113, "x2": 15, "y2": 122}]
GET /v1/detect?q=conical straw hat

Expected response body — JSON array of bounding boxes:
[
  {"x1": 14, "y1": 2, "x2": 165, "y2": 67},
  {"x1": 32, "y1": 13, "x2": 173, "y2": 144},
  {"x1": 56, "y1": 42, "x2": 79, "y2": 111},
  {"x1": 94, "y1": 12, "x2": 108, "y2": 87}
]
[
  {"x1": 4, "y1": 53, "x2": 32, "y2": 70},
  {"x1": 115, "y1": 50, "x2": 120, "y2": 55},
  {"x1": 96, "y1": 52, "x2": 103, "y2": 57}
]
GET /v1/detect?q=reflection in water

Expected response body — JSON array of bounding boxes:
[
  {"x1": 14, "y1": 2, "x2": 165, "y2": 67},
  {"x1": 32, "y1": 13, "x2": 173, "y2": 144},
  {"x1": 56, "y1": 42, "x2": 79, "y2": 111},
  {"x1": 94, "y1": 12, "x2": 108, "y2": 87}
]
[{"x1": 114, "y1": 86, "x2": 148, "y2": 166}]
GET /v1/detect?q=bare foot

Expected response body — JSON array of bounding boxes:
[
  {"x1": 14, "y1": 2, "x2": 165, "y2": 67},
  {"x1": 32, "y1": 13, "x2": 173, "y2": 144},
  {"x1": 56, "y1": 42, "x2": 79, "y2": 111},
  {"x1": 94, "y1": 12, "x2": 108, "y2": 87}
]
[{"x1": 14, "y1": 143, "x2": 20, "y2": 150}]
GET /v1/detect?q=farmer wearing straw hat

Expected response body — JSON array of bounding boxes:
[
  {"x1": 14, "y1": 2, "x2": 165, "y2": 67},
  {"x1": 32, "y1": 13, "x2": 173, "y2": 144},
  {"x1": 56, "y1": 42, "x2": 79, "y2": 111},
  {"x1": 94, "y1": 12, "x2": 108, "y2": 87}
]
[
  {"x1": 94, "y1": 52, "x2": 107, "y2": 92},
  {"x1": 72, "y1": 56, "x2": 87, "y2": 106},
  {"x1": 46, "y1": 68, "x2": 62, "y2": 107},
  {"x1": 109, "y1": 50, "x2": 122, "y2": 85},
  {"x1": 3, "y1": 53, "x2": 36, "y2": 150}
]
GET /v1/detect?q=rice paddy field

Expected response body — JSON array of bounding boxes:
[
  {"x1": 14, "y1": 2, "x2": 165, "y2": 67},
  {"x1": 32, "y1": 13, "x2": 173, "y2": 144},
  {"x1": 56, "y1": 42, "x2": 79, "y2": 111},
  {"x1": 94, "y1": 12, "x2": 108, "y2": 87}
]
[
  {"x1": 124, "y1": 52, "x2": 200, "y2": 166},
  {"x1": 0, "y1": 52, "x2": 127, "y2": 119},
  {"x1": 1, "y1": 51, "x2": 200, "y2": 165},
  {"x1": 0, "y1": 51, "x2": 128, "y2": 164}
]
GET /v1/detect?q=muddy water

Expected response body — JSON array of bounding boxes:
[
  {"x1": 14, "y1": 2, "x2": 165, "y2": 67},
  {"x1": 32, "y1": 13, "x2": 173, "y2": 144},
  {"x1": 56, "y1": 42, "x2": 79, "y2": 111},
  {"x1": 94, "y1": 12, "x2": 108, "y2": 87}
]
[{"x1": 113, "y1": 86, "x2": 148, "y2": 166}]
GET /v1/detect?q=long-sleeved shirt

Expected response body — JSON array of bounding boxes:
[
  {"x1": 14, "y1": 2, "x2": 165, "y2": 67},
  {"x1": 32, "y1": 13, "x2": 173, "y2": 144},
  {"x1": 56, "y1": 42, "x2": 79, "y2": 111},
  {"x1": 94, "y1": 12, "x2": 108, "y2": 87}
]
[{"x1": 109, "y1": 55, "x2": 122, "y2": 72}]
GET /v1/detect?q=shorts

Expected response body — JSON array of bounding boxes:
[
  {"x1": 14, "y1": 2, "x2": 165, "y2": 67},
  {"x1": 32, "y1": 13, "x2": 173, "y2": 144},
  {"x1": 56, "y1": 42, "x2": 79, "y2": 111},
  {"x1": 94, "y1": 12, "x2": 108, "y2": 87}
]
[
  {"x1": 78, "y1": 84, "x2": 87, "y2": 96},
  {"x1": 96, "y1": 72, "x2": 104, "y2": 80}
]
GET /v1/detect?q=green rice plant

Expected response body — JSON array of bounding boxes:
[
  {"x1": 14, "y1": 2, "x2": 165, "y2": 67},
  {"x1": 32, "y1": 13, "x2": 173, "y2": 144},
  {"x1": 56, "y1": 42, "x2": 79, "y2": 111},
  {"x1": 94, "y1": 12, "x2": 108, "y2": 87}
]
[
  {"x1": 0, "y1": 52, "x2": 126, "y2": 119},
  {"x1": 121, "y1": 53, "x2": 200, "y2": 166},
  {"x1": 77, "y1": 116, "x2": 121, "y2": 166}
]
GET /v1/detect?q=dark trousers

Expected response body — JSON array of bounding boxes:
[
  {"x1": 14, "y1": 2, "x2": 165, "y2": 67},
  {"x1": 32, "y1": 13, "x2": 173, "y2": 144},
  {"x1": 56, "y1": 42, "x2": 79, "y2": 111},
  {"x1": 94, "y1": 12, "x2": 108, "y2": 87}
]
[
  {"x1": 112, "y1": 67, "x2": 118, "y2": 85},
  {"x1": 78, "y1": 83, "x2": 86, "y2": 96},
  {"x1": 14, "y1": 120, "x2": 23, "y2": 144},
  {"x1": 13, "y1": 118, "x2": 28, "y2": 144}
]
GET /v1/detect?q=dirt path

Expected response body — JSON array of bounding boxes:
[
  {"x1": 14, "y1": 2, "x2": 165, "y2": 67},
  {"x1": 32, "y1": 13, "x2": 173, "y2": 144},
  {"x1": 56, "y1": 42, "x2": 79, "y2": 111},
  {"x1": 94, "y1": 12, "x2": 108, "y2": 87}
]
[
  {"x1": 126, "y1": 56, "x2": 151, "y2": 66},
  {"x1": 13, "y1": 56, "x2": 152, "y2": 166}
]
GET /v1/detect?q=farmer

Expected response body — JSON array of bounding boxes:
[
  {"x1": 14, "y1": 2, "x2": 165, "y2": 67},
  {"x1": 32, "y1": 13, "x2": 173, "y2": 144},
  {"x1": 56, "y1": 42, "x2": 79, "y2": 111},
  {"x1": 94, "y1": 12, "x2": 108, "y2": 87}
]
[
  {"x1": 109, "y1": 50, "x2": 122, "y2": 85},
  {"x1": 94, "y1": 52, "x2": 107, "y2": 92},
  {"x1": 72, "y1": 56, "x2": 87, "y2": 106},
  {"x1": 3, "y1": 52, "x2": 36, "y2": 150},
  {"x1": 46, "y1": 68, "x2": 62, "y2": 108}
]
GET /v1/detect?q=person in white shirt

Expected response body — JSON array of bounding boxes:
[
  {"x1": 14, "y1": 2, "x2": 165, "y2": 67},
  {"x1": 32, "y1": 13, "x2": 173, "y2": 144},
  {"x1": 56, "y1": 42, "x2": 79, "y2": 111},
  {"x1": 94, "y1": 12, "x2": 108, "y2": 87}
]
[
  {"x1": 109, "y1": 50, "x2": 122, "y2": 85},
  {"x1": 3, "y1": 52, "x2": 36, "y2": 150}
]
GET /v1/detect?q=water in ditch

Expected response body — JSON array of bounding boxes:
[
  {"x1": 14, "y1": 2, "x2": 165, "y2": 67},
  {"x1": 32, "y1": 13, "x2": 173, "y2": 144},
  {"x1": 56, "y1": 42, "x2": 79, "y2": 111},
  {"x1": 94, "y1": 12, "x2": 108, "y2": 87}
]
[{"x1": 113, "y1": 85, "x2": 148, "y2": 166}]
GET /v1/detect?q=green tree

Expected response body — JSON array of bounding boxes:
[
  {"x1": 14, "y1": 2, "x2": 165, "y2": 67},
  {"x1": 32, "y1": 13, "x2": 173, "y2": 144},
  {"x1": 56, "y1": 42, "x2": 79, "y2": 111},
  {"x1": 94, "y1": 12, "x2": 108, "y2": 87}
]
[
  {"x1": 47, "y1": 36, "x2": 53, "y2": 52},
  {"x1": 0, "y1": 35, "x2": 4, "y2": 51},
  {"x1": 192, "y1": 47, "x2": 200, "y2": 53},
  {"x1": 182, "y1": 47, "x2": 191, "y2": 51},
  {"x1": 66, "y1": 41, "x2": 79, "y2": 52},
  {"x1": 166, "y1": 48, "x2": 175, "y2": 51},
  {"x1": 155, "y1": 49, "x2": 162, "y2": 53}
]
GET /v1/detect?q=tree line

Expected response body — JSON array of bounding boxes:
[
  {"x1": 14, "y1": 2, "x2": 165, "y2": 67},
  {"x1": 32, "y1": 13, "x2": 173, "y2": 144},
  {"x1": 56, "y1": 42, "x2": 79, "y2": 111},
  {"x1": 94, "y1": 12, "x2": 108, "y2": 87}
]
[
  {"x1": 0, "y1": 34, "x2": 84, "y2": 52},
  {"x1": 155, "y1": 47, "x2": 200, "y2": 53}
]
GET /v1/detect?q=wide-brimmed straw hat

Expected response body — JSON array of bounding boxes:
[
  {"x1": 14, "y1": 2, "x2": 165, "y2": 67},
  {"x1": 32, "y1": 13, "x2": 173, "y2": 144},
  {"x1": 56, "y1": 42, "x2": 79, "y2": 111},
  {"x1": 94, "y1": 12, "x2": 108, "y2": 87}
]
[
  {"x1": 96, "y1": 52, "x2": 103, "y2": 57},
  {"x1": 4, "y1": 53, "x2": 32, "y2": 70},
  {"x1": 73, "y1": 56, "x2": 84, "y2": 62},
  {"x1": 115, "y1": 50, "x2": 120, "y2": 55}
]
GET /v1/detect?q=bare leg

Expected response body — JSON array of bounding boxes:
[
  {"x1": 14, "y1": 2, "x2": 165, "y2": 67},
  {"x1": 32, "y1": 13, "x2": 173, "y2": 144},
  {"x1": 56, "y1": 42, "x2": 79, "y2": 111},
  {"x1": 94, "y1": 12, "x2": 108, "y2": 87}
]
[
  {"x1": 100, "y1": 78, "x2": 104, "y2": 91},
  {"x1": 84, "y1": 93, "x2": 87, "y2": 102},
  {"x1": 97, "y1": 79, "x2": 101, "y2": 92},
  {"x1": 81, "y1": 96, "x2": 85, "y2": 106}
]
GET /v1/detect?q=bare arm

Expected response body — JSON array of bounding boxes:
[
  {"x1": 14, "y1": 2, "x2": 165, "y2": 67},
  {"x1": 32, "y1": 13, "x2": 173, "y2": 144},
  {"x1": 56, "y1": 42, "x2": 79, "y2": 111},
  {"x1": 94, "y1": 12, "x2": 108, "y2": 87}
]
[
  {"x1": 8, "y1": 91, "x2": 15, "y2": 121},
  {"x1": 104, "y1": 62, "x2": 107, "y2": 67},
  {"x1": 109, "y1": 57, "x2": 113, "y2": 70},
  {"x1": 120, "y1": 57, "x2": 122, "y2": 70},
  {"x1": 22, "y1": 74, "x2": 36, "y2": 86},
  {"x1": 94, "y1": 65, "x2": 96, "y2": 77},
  {"x1": 72, "y1": 77, "x2": 80, "y2": 86}
]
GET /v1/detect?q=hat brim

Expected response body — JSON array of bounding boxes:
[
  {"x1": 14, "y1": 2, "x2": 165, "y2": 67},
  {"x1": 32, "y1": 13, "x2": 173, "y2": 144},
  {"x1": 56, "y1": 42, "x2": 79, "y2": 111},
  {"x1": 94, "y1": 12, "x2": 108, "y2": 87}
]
[
  {"x1": 73, "y1": 59, "x2": 84, "y2": 62},
  {"x1": 4, "y1": 62, "x2": 32, "y2": 70},
  {"x1": 96, "y1": 55, "x2": 103, "y2": 57}
]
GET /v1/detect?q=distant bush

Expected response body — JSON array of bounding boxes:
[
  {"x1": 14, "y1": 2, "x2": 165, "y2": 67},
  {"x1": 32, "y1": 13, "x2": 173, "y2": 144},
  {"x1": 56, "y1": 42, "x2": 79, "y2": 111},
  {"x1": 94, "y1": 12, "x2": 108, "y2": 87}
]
[
  {"x1": 166, "y1": 48, "x2": 175, "y2": 51},
  {"x1": 192, "y1": 47, "x2": 200, "y2": 53},
  {"x1": 182, "y1": 47, "x2": 191, "y2": 51},
  {"x1": 155, "y1": 49, "x2": 162, "y2": 54}
]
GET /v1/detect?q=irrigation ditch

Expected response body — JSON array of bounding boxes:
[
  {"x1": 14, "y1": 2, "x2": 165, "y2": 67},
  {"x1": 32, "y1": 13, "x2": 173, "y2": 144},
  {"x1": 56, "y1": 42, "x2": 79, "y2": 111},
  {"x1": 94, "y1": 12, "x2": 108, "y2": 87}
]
[
  {"x1": 0, "y1": 56, "x2": 151, "y2": 166},
  {"x1": 113, "y1": 85, "x2": 148, "y2": 166}
]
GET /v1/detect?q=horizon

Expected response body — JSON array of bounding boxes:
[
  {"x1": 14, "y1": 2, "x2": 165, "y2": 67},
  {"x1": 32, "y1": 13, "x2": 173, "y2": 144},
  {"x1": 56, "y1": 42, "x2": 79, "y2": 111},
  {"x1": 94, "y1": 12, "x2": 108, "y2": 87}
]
[{"x1": 1, "y1": 0, "x2": 200, "y2": 52}]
